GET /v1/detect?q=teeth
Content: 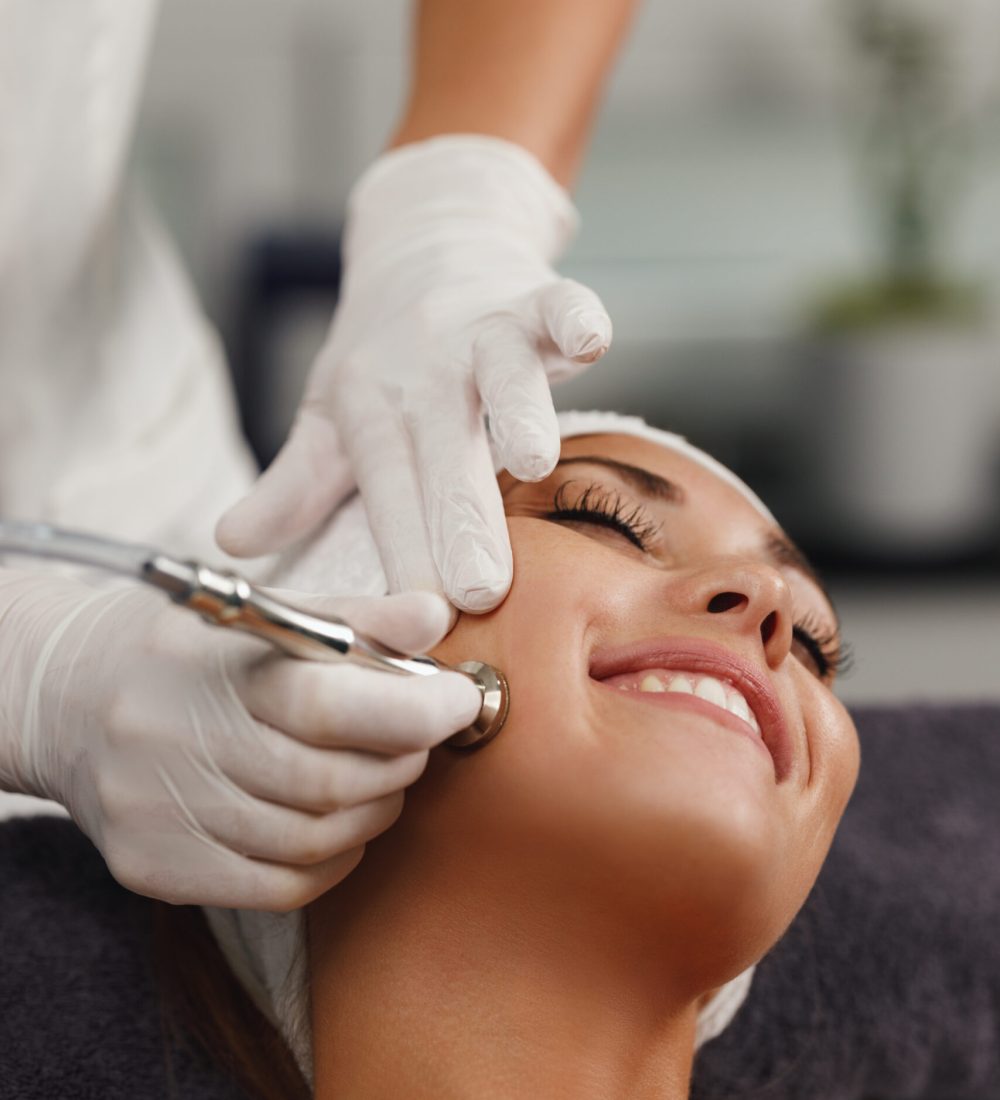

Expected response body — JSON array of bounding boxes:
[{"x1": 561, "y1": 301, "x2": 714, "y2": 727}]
[
  {"x1": 727, "y1": 690, "x2": 751, "y2": 723},
  {"x1": 621, "y1": 669, "x2": 760, "y2": 732},
  {"x1": 694, "y1": 676, "x2": 727, "y2": 707}
]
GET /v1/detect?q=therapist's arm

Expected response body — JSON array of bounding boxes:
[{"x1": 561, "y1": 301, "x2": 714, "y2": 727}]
[
  {"x1": 217, "y1": 0, "x2": 635, "y2": 609},
  {"x1": 391, "y1": 0, "x2": 639, "y2": 185}
]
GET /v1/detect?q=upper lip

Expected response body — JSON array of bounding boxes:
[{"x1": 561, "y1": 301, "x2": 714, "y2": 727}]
[{"x1": 588, "y1": 635, "x2": 794, "y2": 782}]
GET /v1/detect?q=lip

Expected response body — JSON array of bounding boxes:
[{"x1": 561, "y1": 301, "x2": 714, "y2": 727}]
[{"x1": 589, "y1": 636, "x2": 795, "y2": 783}]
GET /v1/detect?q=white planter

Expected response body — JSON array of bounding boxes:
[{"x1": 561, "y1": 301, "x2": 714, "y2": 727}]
[{"x1": 814, "y1": 324, "x2": 1000, "y2": 555}]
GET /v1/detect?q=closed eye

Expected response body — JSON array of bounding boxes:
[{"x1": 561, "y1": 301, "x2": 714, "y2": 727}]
[
  {"x1": 545, "y1": 481, "x2": 660, "y2": 552},
  {"x1": 791, "y1": 615, "x2": 853, "y2": 682}
]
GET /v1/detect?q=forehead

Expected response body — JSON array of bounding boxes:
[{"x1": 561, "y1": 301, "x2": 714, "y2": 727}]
[{"x1": 557, "y1": 432, "x2": 767, "y2": 523}]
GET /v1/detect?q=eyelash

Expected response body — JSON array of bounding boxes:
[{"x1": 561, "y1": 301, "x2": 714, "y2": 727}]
[
  {"x1": 547, "y1": 480, "x2": 852, "y2": 682},
  {"x1": 792, "y1": 612, "x2": 854, "y2": 681},
  {"x1": 546, "y1": 482, "x2": 661, "y2": 552}
]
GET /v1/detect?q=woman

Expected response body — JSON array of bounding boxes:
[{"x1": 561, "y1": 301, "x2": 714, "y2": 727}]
[{"x1": 196, "y1": 412, "x2": 860, "y2": 1097}]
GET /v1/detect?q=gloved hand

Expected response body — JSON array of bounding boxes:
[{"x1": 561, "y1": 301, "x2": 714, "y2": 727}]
[
  {"x1": 216, "y1": 135, "x2": 612, "y2": 613},
  {"x1": 0, "y1": 569, "x2": 480, "y2": 909}
]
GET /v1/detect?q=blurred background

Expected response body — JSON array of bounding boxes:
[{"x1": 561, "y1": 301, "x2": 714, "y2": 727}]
[{"x1": 136, "y1": 0, "x2": 1000, "y2": 705}]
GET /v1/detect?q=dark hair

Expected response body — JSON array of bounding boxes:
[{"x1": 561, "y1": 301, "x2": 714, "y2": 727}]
[{"x1": 152, "y1": 901, "x2": 311, "y2": 1100}]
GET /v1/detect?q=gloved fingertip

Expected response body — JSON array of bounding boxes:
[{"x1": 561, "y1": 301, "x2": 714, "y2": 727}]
[
  {"x1": 445, "y1": 541, "x2": 513, "y2": 611},
  {"x1": 400, "y1": 589, "x2": 459, "y2": 638},
  {"x1": 441, "y1": 672, "x2": 487, "y2": 727},
  {"x1": 439, "y1": 529, "x2": 513, "y2": 613},
  {"x1": 519, "y1": 452, "x2": 559, "y2": 482},
  {"x1": 502, "y1": 431, "x2": 559, "y2": 483},
  {"x1": 214, "y1": 499, "x2": 262, "y2": 557},
  {"x1": 565, "y1": 310, "x2": 613, "y2": 363},
  {"x1": 450, "y1": 571, "x2": 512, "y2": 613}
]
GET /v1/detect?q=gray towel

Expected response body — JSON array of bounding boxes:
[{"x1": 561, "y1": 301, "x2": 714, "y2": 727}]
[
  {"x1": 1, "y1": 704, "x2": 998, "y2": 1098},
  {"x1": 0, "y1": 813, "x2": 247, "y2": 1099},
  {"x1": 691, "y1": 704, "x2": 1000, "y2": 1099}
]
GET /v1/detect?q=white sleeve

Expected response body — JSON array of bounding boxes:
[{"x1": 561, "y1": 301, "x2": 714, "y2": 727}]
[{"x1": 0, "y1": 0, "x2": 256, "y2": 560}]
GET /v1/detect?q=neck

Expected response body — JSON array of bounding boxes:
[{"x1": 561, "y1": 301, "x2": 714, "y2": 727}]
[{"x1": 308, "y1": 829, "x2": 699, "y2": 1099}]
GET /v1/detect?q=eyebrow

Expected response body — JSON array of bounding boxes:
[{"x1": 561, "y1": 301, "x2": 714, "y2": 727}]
[{"x1": 554, "y1": 456, "x2": 685, "y2": 504}]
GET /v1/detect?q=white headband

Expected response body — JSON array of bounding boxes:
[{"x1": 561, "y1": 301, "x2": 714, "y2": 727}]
[
  {"x1": 205, "y1": 410, "x2": 763, "y2": 1080},
  {"x1": 552, "y1": 409, "x2": 774, "y2": 523}
]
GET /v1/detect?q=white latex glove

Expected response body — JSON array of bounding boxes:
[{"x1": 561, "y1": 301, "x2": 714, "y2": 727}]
[
  {"x1": 0, "y1": 569, "x2": 480, "y2": 909},
  {"x1": 217, "y1": 135, "x2": 612, "y2": 612}
]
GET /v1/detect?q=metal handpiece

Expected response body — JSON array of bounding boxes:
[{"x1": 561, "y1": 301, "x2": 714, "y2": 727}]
[
  {"x1": 143, "y1": 556, "x2": 437, "y2": 673},
  {"x1": 143, "y1": 555, "x2": 509, "y2": 748},
  {"x1": 0, "y1": 520, "x2": 509, "y2": 750}
]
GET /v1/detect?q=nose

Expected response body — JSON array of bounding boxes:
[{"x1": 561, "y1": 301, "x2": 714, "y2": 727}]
[{"x1": 676, "y1": 560, "x2": 794, "y2": 670}]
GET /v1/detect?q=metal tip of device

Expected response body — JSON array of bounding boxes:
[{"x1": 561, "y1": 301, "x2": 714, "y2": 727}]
[{"x1": 447, "y1": 660, "x2": 510, "y2": 751}]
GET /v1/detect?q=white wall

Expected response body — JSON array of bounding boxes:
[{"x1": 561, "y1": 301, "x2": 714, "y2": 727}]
[
  {"x1": 137, "y1": 0, "x2": 1000, "y2": 343},
  {"x1": 832, "y1": 579, "x2": 1000, "y2": 704}
]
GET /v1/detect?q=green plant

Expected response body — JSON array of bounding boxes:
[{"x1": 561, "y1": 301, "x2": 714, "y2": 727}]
[{"x1": 813, "y1": 0, "x2": 986, "y2": 330}]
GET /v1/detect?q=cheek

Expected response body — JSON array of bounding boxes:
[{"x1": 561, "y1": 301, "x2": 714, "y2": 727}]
[
  {"x1": 762, "y1": 687, "x2": 861, "y2": 937},
  {"x1": 428, "y1": 522, "x2": 653, "y2": 846},
  {"x1": 802, "y1": 689, "x2": 861, "y2": 851},
  {"x1": 428, "y1": 523, "x2": 603, "y2": 827},
  {"x1": 432, "y1": 522, "x2": 604, "y2": 688}
]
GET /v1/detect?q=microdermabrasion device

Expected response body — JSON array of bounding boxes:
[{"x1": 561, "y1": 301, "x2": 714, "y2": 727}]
[{"x1": 0, "y1": 521, "x2": 508, "y2": 750}]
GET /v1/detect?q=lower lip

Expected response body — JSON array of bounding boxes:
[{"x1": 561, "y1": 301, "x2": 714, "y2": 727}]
[{"x1": 593, "y1": 680, "x2": 775, "y2": 772}]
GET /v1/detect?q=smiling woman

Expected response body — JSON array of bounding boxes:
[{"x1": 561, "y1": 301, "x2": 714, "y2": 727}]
[
  {"x1": 4, "y1": 414, "x2": 995, "y2": 1099},
  {"x1": 305, "y1": 428, "x2": 861, "y2": 1098}
]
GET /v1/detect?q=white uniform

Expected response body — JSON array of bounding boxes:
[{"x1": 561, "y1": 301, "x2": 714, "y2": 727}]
[{"x1": 0, "y1": 1, "x2": 254, "y2": 559}]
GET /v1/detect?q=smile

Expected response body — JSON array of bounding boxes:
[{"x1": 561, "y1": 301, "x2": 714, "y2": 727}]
[
  {"x1": 604, "y1": 669, "x2": 761, "y2": 734},
  {"x1": 588, "y1": 636, "x2": 795, "y2": 783}
]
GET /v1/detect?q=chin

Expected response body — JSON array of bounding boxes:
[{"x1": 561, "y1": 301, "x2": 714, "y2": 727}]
[{"x1": 599, "y1": 782, "x2": 793, "y2": 986}]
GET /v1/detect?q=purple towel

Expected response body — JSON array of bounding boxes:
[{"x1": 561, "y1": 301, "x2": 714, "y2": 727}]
[{"x1": 1, "y1": 704, "x2": 998, "y2": 1098}]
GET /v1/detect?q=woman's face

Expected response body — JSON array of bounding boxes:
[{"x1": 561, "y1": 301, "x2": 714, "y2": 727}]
[{"x1": 417, "y1": 432, "x2": 860, "y2": 994}]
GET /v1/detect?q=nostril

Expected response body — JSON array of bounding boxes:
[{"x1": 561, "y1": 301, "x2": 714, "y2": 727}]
[
  {"x1": 708, "y1": 592, "x2": 747, "y2": 614},
  {"x1": 760, "y1": 610, "x2": 778, "y2": 645}
]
